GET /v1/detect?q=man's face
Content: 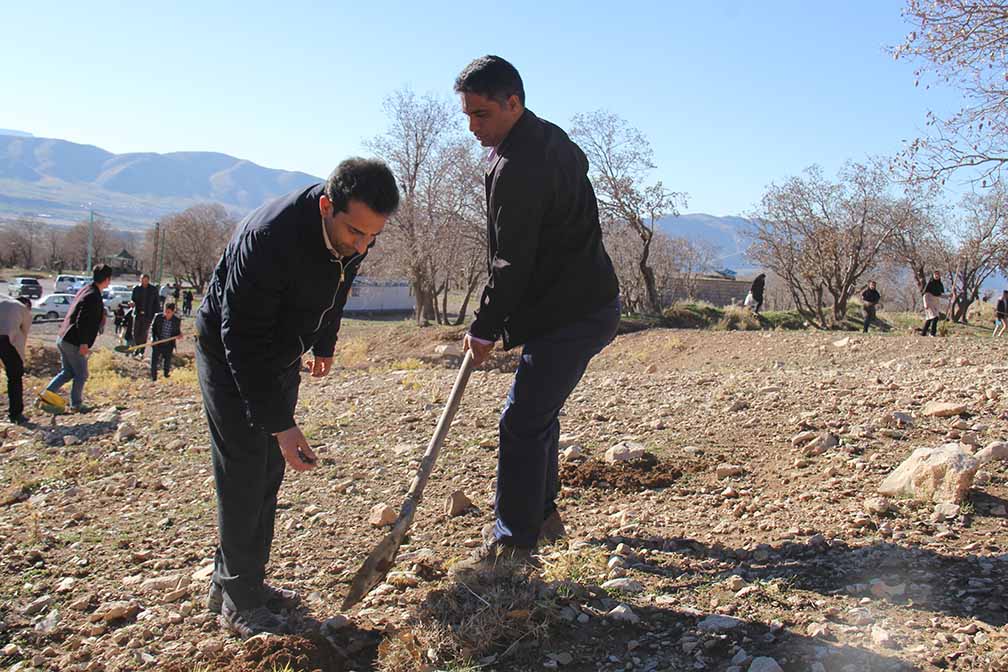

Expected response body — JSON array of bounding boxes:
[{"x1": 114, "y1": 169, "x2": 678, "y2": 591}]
[
  {"x1": 164, "y1": 308, "x2": 174, "y2": 319},
  {"x1": 869, "y1": 282, "x2": 876, "y2": 289},
  {"x1": 321, "y1": 197, "x2": 387, "y2": 257},
  {"x1": 460, "y1": 92, "x2": 523, "y2": 147},
  {"x1": 141, "y1": 275, "x2": 149, "y2": 286}
]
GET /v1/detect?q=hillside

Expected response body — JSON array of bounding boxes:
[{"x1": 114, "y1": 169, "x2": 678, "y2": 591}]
[
  {"x1": 0, "y1": 133, "x2": 321, "y2": 229},
  {"x1": 656, "y1": 213, "x2": 755, "y2": 273}
]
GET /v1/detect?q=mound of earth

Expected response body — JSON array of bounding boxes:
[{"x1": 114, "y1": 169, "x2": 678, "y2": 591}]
[{"x1": 560, "y1": 452, "x2": 681, "y2": 491}]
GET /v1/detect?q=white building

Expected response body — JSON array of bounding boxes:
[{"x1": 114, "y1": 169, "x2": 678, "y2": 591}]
[{"x1": 344, "y1": 277, "x2": 413, "y2": 313}]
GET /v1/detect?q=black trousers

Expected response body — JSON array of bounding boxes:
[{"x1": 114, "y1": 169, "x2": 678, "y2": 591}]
[
  {"x1": 195, "y1": 336, "x2": 299, "y2": 611},
  {"x1": 863, "y1": 305, "x2": 877, "y2": 333},
  {"x1": 922, "y1": 317, "x2": 939, "y2": 336},
  {"x1": 133, "y1": 316, "x2": 152, "y2": 357},
  {"x1": 0, "y1": 336, "x2": 24, "y2": 421},
  {"x1": 492, "y1": 298, "x2": 620, "y2": 547},
  {"x1": 150, "y1": 345, "x2": 174, "y2": 380}
]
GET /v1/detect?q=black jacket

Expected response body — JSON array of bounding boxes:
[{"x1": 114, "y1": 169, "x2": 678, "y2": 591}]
[
  {"x1": 997, "y1": 298, "x2": 1007, "y2": 318},
  {"x1": 197, "y1": 183, "x2": 364, "y2": 433},
  {"x1": 58, "y1": 283, "x2": 106, "y2": 347},
  {"x1": 861, "y1": 288, "x2": 880, "y2": 305},
  {"x1": 470, "y1": 109, "x2": 619, "y2": 348},
  {"x1": 131, "y1": 284, "x2": 159, "y2": 320},
  {"x1": 151, "y1": 312, "x2": 182, "y2": 350},
  {"x1": 924, "y1": 278, "x2": 944, "y2": 296},
  {"x1": 750, "y1": 275, "x2": 766, "y2": 301}
]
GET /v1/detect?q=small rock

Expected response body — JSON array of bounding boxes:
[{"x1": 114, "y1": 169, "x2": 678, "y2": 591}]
[
  {"x1": 601, "y1": 578, "x2": 644, "y2": 593},
  {"x1": 115, "y1": 423, "x2": 138, "y2": 443},
  {"x1": 605, "y1": 441, "x2": 645, "y2": 463},
  {"x1": 560, "y1": 445, "x2": 582, "y2": 461},
  {"x1": 932, "y1": 502, "x2": 960, "y2": 521},
  {"x1": 716, "y1": 463, "x2": 744, "y2": 479},
  {"x1": 62, "y1": 435, "x2": 81, "y2": 446},
  {"x1": 606, "y1": 604, "x2": 639, "y2": 623},
  {"x1": 698, "y1": 614, "x2": 743, "y2": 633},
  {"x1": 923, "y1": 402, "x2": 967, "y2": 418},
  {"x1": 198, "y1": 637, "x2": 224, "y2": 655},
  {"x1": 23, "y1": 594, "x2": 52, "y2": 616},
  {"x1": 368, "y1": 503, "x2": 396, "y2": 527},
  {"x1": 90, "y1": 600, "x2": 141, "y2": 623},
  {"x1": 748, "y1": 656, "x2": 784, "y2": 672},
  {"x1": 863, "y1": 497, "x2": 891, "y2": 515},
  {"x1": 444, "y1": 490, "x2": 472, "y2": 517},
  {"x1": 871, "y1": 625, "x2": 895, "y2": 648},
  {"x1": 322, "y1": 614, "x2": 350, "y2": 633}
]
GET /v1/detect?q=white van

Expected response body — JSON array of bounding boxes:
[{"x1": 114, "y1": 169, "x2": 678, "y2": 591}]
[{"x1": 54, "y1": 274, "x2": 91, "y2": 293}]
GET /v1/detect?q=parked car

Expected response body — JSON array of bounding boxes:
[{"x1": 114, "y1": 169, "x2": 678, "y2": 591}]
[
  {"x1": 31, "y1": 293, "x2": 76, "y2": 322},
  {"x1": 8, "y1": 277, "x2": 43, "y2": 300},
  {"x1": 54, "y1": 275, "x2": 91, "y2": 293},
  {"x1": 102, "y1": 288, "x2": 133, "y2": 311}
]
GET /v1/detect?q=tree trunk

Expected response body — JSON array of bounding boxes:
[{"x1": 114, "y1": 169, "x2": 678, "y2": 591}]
[
  {"x1": 440, "y1": 282, "x2": 450, "y2": 325},
  {"x1": 638, "y1": 234, "x2": 662, "y2": 315},
  {"x1": 454, "y1": 276, "x2": 481, "y2": 326}
]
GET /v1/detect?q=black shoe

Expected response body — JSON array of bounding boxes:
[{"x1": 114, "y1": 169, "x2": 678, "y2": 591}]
[
  {"x1": 10, "y1": 414, "x2": 31, "y2": 426},
  {"x1": 219, "y1": 603, "x2": 287, "y2": 639},
  {"x1": 207, "y1": 581, "x2": 300, "y2": 615}
]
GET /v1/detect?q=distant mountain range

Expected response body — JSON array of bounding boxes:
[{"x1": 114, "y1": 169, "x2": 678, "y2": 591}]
[
  {"x1": 656, "y1": 213, "x2": 756, "y2": 274},
  {"x1": 0, "y1": 130, "x2": 320, "y2": 228},
  {"x1": 0, "y1": 130, "x2": 758, "y2": 274}
]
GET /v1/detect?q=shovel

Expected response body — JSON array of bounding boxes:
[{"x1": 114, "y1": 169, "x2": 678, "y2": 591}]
[
  {"x1": 114, "y1": 335, "x2": 184, "y2": 353},
  {"x1": 342, "y1": 350, "x2": 475, "y2": 609}
]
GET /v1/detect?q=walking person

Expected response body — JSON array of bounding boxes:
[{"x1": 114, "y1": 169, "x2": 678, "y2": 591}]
[
  {"x1": 453, "y1": 56, "x2": 620, "y2": 567},
  {"x1": 131, "y1": 274, "x2": 159, "y2": 359},
  {"x1": 195, "y1": 158, "x2": 399, "y2": 638},
  {"x1": 149, "y1": 302, "x2": 182, "y2": 381},
  {"x1": 121, "y1": 303, "x2": 135, "y2": 348},
  {"x1": 183, "y1": 290, "x2": 194, "y2": 317},
  {"x1": 44, "y1": 265, "x2": 112, "y2": 413},
  {"x1": 749, "y1": 273, "x2": 766, "y2": 315},
  {"x1": 922, "y1": 271, "x2": 945, "y2": 337},
  {"x1": 0, "y1": 296, "x2": 32, "y2": 424},
  {"x1": 994, "y1": 290, "x2": 1008, "y2": 337},
  {"x1": 861, "y1": 280, "x2": 881, "y2": 333}
]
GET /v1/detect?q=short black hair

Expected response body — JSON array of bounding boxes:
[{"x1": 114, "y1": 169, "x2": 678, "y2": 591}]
[
  {"x1": 93, "y1": 264, "x2": 113, "y2": 284},
  {"x1": 165, "y1": 302, "x2": 176, "y2": 311},
  {"x1": 16, "y1": 297, "x2": 31, "y2": 309},
  {"x1": 454, "y1": 55, "x2": 525, "y2": 105},
  {"x1": 325, "y1": 158, "x2": 400, "y2": 216}
]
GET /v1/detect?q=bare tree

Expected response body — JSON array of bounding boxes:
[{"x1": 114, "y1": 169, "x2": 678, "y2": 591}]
[
  {"x1": 883, "y1": 191, "x2": 950, "y2": 290},
  {"x1": 369, "y1": 88, "x2": 483, "y2": 325},
  {"x1": 60, "y1": 216, "x2": 114, "y2": 271},
  {"x1": 159, "y1": 204, "x2": 235, "y2": 292},
  {"x1": 944, "y1": 184, "x2": 1008, "y2": 321},
  {"x1": 749, "y1": 163, "x2": 905, "y2": 328},
  {"x1": 894, "y1": 0, "x2": 1008, "y2": 184},
  {"x1": 571, "y1": 110, "x2": 687, "y2": 315}
]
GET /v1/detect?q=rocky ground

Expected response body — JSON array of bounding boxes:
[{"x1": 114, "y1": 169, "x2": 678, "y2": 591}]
[{"x1": 1, "y1": 321, "x2": 1007, "y2": 672}]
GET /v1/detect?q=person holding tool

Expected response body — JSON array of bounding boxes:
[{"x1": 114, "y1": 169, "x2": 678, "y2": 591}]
[
  {"x1": 149, "y1": 301, "x2": 183, "y2": 380},
  {"x1": 453, "y1": 56, "x2": 621, "y2": 569},
  {"x1": 195, "y1": 158, "x2": 399, "y2": 638}
]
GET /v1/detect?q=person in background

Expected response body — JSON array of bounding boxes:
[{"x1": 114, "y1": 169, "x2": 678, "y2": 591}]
[
  {"x1": 994, "y1": 290, "x2": 1008, "y2": 337},
  {"x1": 0, "y1": 296, "x2": 32, "y2": 424},
  {"x1": 121, "y1": 302, "x2": 135, "y2": 348},
  {"x1": 113, "y1": 303, "x2": 126, "y2": 337},
  {"x1": 921, "y1": 271, "x2": 945, "y2": 337},
  {"x1": 131, "y1": 274, "x2": 159, "y2": 359},
  {"x1": 45, "y1": 265, "x2": 112, "y2": 413},
  {"x1": 861, "y1": 280, "x2": 881, "y2": 333},
  {"x1": 749, "y1": 273, "x2": 766, "y2": 315},
  {"x1": 150, "y1": 302, "x2": 183, "y2": 380},
  {"x1": 183, "y1": 290, "x2": 194, "y2": 316}
]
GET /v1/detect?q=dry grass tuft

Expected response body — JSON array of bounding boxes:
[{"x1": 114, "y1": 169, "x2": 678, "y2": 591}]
[
  {"x1": 716, "y1": 305, "x2": 761, "y2": 331},
  {"x1": 377, "y1": 563, "x2": 561, "y2": 671},
  {"x1": 335, "y1": 338, "x2": 370, "y2": 368}
]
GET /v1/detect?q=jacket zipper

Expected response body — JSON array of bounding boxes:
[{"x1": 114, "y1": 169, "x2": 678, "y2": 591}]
[{"x1": 287, "y1": 253, "x2": 363, "y2": 366}]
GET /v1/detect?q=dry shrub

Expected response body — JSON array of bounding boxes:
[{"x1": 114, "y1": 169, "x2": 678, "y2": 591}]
[
  {"x1": 716, "y1": 306, "x2": 761, "y2": 331},
  {"x1": 336, "y1": 338, "x2": 370, "y2": 368},
  {"x1": 86, "y1": 349, "x2": 132, "y2": 395},
  {"x1": 388, "y1": 357, "x2": 426, "y2": 371},
  {"x1": 377, "y1": 564, "x2": 560, "y2": 672}
]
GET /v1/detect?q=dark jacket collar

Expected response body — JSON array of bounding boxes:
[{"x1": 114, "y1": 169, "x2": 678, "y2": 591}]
[
  {"x1": 497, "y1": 108, "x2": 538, "y2": 157},
  {"x1": 301, "y1": 183, "x2": 369, "y2": 268}
]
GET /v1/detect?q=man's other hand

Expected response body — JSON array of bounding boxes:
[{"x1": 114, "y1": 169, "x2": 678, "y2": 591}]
[
  {"x1": 306, "y1": 356, "x2": 334, "y2": 377},
  {"x1": 274, "y1": 425, "x2": 318, "y2": 471},
  {"x1": 463, "y1": 333, "x2": 494, "y2": 367}
]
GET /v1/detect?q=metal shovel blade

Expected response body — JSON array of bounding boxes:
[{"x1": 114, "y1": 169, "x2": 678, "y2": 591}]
[{"x1": 341, "y1": 506, "x2": 416, "y2": 610}]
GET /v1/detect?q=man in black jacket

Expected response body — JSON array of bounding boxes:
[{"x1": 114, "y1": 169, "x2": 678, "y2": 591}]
[
  {"x1": 861, "y1": 281, "x2": 881, "y2": 333},
  {"x1": 195, "y1": 158, "x2": 398, "y2": 638},
  {"x1": 149, "y1": 302, "x2": 182, "y2": 381},
  {"x1": 44, "y1": 264, "x2": 112, "y2": 412},
  {"x1": 131, "y1": 274, "x2": 159, "y2": 359},
  {"x1": 454, "y1": 56, "x2": 620, "y2": 565}
]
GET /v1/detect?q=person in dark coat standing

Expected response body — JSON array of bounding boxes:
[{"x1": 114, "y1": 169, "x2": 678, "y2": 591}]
[
  {"x1": 183, "y1": 290, "x2": 194, "y2": 316},
  {"x1": 861, "y1": 280, "x2": 881, "y2": 333},
  {"x1": 922, "y1": 271, "x2": 945, "y2": 336},
  {"x1": 994, "y1": 290, "x2": 1008, "y2": 337},
  {"x1": 0, "y1": 296, "x2": 32, "y2": 424},
  {"x1": 454, "y1": 56, "x2": 621, "y2": 568},
  {"x1": 149, "y1": 302, "x2": 182, "y2": 380},
  {"x1": 749, "y1": 273, "x2": 766, "y2": 314},
  {"x1": 131, "y1": 274, "x2": 159, "y2": 358},
  {"x1": 195, "y1": 158, "x2": 399, "y2": 638},
  {"x1": 121, "y1": 303, "x2": 135, "y2": 348},
  {"x1": 45, "y1": 265, "x2": 112, "y2": 412}
]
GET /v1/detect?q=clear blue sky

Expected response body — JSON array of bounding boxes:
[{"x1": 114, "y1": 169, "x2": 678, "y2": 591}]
[{"x1": 0, "y1": 1, "x2": 963, "y2": 216}]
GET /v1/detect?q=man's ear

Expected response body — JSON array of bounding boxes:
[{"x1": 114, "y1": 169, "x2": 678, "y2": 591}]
[{"x1": 507, "y1": 94, "x2": 523, "y2": 115}]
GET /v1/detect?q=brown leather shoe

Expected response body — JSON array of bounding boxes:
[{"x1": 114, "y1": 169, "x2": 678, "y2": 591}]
[{"x1": 451, "y1": 538, "x2": 538, "y2": 577}]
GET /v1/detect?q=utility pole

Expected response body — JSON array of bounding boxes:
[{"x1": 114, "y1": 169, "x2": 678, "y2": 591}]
[
  {"x1": 151, "y1": 222, "x2": 160, "y2": 279},
  {"x1": 86, "y1": 209, "x2": 94, "y2": 271},
  {"x1": 157, "y1": 225, "x2": 166, "y2": 284}
]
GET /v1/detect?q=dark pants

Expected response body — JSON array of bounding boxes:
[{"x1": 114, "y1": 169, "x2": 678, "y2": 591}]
[
  {"x1": 196, "y1": 336, "x2": 299, "y2": 611},
  {"x1": 492, "y1": 298, "x2": 621, "y2": 548},
  {"x1": 753, "y1": 298, "x2": 763, "y2": 315},
  {"x1": 863, "y1": 305, "x2": 877, "y2": 333},
  {"x1": 0, "y1": 336, "x2": 24, "y2": 421},
  {"x1": 150, "y1": 345, "x2": 174, "y2": 380},
  {"x1": 922, "y1": 317, "x2": 938, "y2": 336},
  {"x1": 133, "y1": 316, "x2": 152, "y2": 357}
]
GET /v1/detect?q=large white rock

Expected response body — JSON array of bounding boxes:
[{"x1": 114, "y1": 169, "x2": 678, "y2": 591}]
[{"x1": 878, "y1": 444, "x2": 979, "y2": 503}]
